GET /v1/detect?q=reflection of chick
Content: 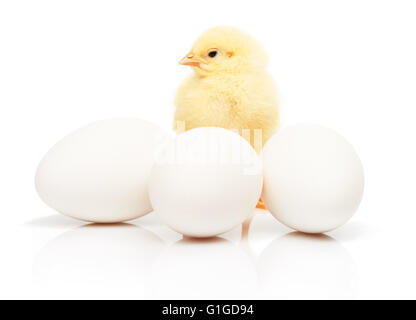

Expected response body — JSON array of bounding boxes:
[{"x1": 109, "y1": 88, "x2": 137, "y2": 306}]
[{"x1": 174, "y1": 26, "x2": 279, "y2": 152}]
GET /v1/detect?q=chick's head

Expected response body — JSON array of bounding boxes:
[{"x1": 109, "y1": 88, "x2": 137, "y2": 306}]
[{"x1": 179, "y1": 26, "x2": 268, "y2": 76}]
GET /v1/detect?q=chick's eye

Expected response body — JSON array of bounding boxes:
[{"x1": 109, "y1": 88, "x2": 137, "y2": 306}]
[{"x1": 208, "y1": 51, "x2": 217, "y2": 58}]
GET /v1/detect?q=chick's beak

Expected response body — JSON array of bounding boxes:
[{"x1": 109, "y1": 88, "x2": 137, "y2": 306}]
[{"x1": 179, "y1": 53, "x2": 201, "y2": 67}]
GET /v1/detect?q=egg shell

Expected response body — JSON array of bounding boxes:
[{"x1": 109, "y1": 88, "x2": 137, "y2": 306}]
[
  {"x1": 149, "y1": 127, "x2": 263, "y2": 238},
  {"x1": 35, "y1": 118, "x2": 169, "y2": 223},
  {"x1": 262, "y1": 124, "x2": 364, "y2": 233}
]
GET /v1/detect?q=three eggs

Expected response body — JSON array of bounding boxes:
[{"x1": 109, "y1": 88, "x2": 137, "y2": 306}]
[{"x1": 35, "y1": 118, "x2": 364, "y2": 236}]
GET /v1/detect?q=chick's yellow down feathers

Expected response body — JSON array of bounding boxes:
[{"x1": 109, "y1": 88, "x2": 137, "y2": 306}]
[{"x1": 174, "y1": 26, "x2": 279, "y2": 151}]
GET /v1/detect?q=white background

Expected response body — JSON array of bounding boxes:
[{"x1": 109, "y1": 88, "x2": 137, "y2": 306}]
[{"x1": 0, "y1": 0, "x2": 415, "y2": 299}]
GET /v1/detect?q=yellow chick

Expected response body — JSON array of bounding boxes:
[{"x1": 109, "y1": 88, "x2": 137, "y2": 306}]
[{"x1": 174, "y1": 26, "x2": 279, "y2": 152}]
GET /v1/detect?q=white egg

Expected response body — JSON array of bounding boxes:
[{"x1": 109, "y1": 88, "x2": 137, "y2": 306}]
[
  {"x1": 149, "y1": 127, "x2": 263, "y2": 238},
  {"x1": 262, "y1": 124, "x2": 364, "y2": 233},
  {"x1": 35, "y1": 118, "x2": 169, "y2": 223}
]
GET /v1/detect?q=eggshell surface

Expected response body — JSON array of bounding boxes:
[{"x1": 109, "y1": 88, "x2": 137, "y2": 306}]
[
  {"x1": 262, "y1": 124, "x2": 364, "y2": 233},
  {"x1": 149, "y1": 127, "x2": 263, "y2": 238},
  {"x1": 35, "y1": 118, "x2": 169, "y2": 223}
]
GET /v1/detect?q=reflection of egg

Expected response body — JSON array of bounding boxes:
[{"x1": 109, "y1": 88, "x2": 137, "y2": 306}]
[
  {"x1": 35, "y1": 118, "x2": 169, "y2": 223},
  {"x1": 151, "y1": 238, "x2": 257, "y2": 299},
  {"x1": 258, "y1": 232, "x2": 356, "y2": 299},
  {"x1": 33, "y1": 224, "x2": 164, "y2": 298},
  {"x1": 263, "y1": 124, "x2": 364, "y2": 233},
  {"x1": 149, "y1": 127, "x2": 262, "y2": 238}
]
